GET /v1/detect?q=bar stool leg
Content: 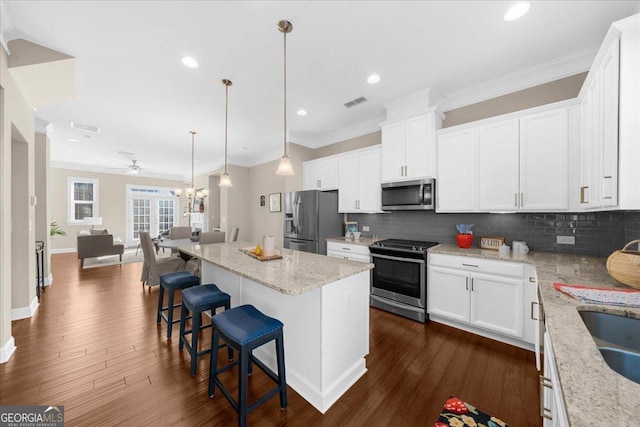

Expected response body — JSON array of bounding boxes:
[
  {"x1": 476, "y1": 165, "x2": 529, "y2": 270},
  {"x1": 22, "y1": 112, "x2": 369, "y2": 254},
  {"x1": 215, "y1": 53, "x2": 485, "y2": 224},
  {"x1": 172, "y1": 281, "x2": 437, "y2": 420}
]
[
  {"x1": 189, "y1": 309, "x2": 201, "y2": 376},
  {"x1": 276, "y1": 332, "x2": 287, "y2": 409},
  {"x1": 208, "y1": 330, "x2": 220, "y2": 398},
  {"x1": 166, "y1": 290, "x2": 175, "y2": 338},
  {"x1": 179, "y1": 304, "x2": 188, "y2": 350},
  {"x1": 156, "y1": 286, "x2": 165, "y2": 323},
  {"x1": 239, "y1": 347, "x2": 250, "y2": 427}
]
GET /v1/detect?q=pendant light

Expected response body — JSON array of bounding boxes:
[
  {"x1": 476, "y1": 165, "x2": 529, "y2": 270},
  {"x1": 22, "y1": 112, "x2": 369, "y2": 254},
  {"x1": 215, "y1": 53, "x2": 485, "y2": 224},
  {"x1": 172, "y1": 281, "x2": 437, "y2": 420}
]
[
  {"x1": 276, "y1": 19, "x2": 294, "y2": 176},
  {"x1": 219, "y1": 79, "x2": 233, "y2": 187},
  {"x1": 174, "y1": 131, "x2": 197, "y2": 211}
]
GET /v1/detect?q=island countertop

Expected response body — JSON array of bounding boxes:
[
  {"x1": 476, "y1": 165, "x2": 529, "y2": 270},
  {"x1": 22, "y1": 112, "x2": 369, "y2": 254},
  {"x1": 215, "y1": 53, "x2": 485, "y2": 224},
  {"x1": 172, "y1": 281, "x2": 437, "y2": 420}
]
[
  {"x1": 178, "y1": 241, "x2": 373, "y2": 296},
  {"x1": 429, "y1": 244, "x2": 640, "y2": 426}
]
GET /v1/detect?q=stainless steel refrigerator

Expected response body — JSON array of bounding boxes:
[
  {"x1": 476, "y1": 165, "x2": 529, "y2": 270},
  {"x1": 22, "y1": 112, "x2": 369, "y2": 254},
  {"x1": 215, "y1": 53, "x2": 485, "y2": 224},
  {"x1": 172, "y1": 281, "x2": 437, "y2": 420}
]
[{"x1": 283, "y1": 190, "x2": 343, "y2": 255}]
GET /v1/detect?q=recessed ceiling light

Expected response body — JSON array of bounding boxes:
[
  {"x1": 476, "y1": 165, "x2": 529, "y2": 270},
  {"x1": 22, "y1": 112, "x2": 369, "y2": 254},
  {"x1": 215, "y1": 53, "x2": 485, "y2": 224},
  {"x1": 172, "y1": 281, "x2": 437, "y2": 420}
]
[
  {"x1": 297, "y1": 109, "x2": 307, "y2": 116},
  {"x1": 367, "y1": 74, "x2": 381, "y2": 84},
  {"x1": 181, "y1": 56, "x2": 199, "y2": 68},
  {"x1": 33, "y1": 107, "x2": 37, "y2": 111},
  {"x1": 66, "y1": 138, "x2": 77, "y2": 142},
  {"x1": 504, "y1": 2, "x2": 531, "y2": 21}
]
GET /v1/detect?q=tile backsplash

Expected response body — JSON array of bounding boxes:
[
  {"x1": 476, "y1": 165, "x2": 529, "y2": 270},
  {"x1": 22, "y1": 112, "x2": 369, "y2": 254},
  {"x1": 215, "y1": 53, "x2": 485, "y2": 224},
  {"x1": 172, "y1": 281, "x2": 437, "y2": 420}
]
[{"x1": 349, "y1": 211, "x2": 640, "y2": 258}]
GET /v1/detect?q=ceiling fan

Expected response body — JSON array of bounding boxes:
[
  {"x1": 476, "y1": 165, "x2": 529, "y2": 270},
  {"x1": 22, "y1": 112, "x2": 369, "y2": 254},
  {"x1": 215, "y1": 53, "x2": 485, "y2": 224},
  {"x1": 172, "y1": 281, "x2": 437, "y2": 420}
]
[{"x1": 126, "y1": 160, "x2": 143, "y2": 175}]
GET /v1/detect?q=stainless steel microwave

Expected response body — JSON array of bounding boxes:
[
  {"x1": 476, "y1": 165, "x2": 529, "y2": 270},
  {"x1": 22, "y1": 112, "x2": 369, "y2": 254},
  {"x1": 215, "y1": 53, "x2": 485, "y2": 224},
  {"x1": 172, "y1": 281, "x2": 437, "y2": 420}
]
[{"x1": 381, "y1": 178, "x2": 435, "y2": 211}]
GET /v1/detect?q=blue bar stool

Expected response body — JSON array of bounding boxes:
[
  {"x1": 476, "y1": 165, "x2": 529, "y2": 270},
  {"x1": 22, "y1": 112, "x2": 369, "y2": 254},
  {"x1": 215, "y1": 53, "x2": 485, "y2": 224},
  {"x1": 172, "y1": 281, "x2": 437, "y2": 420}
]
[
  {"x1": 179, "y1": 284, "x2": 232, "y2": 376},
  {"x1": 208, "y1": 304, "x2": 287, "y2": 427},
  {"x1": 157, "y1": 271, "x2": 199, "y2": 338}
]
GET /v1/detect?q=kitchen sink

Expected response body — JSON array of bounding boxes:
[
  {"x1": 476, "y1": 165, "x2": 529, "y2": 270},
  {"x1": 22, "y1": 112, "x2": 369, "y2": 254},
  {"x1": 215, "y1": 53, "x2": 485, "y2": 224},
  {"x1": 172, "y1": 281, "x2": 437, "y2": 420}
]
[
  {"x1": 579, "y1": 311, "x2": 640, "y2": 352},
  {"x1": 599, "y1": 348, "x2": 640, "y2": 384},
  {"x1": 579, "y1": 311, "x2": 640, "y2": 384}
]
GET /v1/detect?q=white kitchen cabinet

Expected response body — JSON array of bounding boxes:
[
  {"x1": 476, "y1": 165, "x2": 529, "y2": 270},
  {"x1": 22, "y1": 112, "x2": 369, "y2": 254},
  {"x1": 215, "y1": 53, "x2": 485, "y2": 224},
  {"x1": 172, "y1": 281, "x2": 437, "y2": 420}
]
[
  {"x1": 477, "y1": 119, "x2": 520, "y2": 210},
  {"x1": 338, "y1": 146, "x2": 382, "y2": 213},
  {"x1": 579, "y1": 37, "x2": 620, "y2": 209},
  {"x1": 519, "y1": 108, "x2": 569, "y2": 210},
  {"x1": 541, "y1": 331, "x2": 569, "y2": 427},
  {"x1": 428, "y1": 254, "x2": 527, "y2": 340},
  {"x1": 436, "y1": 128, "x2": 477, "y2": 212},
  {"x1": 381, "y1": 112, "x2": 439, "y2": 182},
  {"x1": 303, "y1": 156, "x2": 338, "y2": 191},
  {"x1": 438, "y1": 106, "x2": 569, "y2": 212},
  {"x1": 327, "y1": 241, "x2": 370, "y2": 263}
]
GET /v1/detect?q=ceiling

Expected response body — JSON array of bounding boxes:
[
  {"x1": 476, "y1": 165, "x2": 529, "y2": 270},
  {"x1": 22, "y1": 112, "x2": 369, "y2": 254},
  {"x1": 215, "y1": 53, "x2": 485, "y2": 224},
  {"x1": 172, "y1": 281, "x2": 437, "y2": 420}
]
[{"x1": 3, "y1": 1, "x2": 638, "y2": 181}]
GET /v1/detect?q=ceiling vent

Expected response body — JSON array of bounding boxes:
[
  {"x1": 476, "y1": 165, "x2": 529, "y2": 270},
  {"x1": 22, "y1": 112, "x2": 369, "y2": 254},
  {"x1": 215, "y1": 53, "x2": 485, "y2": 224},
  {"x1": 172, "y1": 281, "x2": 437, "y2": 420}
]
[
  {"x1": 344, "y1": 96, "x2": 367, "y2": 108},
  {"x1": 70, "y1": 121, "x2": 100, "y2": 133}
]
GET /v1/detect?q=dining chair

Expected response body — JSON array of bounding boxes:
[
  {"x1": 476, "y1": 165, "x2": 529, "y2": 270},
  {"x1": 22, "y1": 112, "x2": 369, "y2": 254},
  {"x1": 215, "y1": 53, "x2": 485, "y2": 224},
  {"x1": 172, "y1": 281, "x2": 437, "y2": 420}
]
[
  {"x1": 140, "y1": 231, "x2": 187, "y2": 291},
  {"x1": 199, "y1": 231, "x2": 226, "y2": 244},
  {"x1": 186, "y1": 231, "x2": 226, "y2": 277},
  {"x1": 170, "y1": 226, "x2": 192, "y2": 239},
  {"x1": 230, "y1": 226, "x2": 239, "y2": 242}
]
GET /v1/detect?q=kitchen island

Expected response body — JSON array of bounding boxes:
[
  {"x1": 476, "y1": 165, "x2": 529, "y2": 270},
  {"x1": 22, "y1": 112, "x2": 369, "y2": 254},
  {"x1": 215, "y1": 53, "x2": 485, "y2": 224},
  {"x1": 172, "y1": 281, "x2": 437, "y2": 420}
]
[{"x1": 178, "y1": 241, "x2": 374, "y2": 413}]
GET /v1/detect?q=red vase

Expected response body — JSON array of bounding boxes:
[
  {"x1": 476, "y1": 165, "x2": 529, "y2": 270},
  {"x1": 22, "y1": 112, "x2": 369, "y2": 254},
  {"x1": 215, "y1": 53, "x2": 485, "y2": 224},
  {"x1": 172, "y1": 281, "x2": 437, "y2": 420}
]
[{"x1": 456, "y1": 233, "x2": 473, "y2": 249}]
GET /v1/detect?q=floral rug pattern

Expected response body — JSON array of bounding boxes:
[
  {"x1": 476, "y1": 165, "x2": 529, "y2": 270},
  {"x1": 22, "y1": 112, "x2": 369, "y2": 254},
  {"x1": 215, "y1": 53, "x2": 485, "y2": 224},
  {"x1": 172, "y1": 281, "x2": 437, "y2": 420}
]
[{"x1": 436, "y1": 397, "x2": 510, "y2": 427}]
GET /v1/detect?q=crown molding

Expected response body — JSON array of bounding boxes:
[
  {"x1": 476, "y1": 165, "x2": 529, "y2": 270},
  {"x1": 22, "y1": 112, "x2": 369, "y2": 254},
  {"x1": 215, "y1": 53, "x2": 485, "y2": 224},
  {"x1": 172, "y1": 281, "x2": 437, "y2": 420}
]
[
  {"x1": 302, "y1": 115, "x2": 386, "y2": 149},
  {"x1": 436, "y1": 45, "x2": 599, "y2": 112},
  {"x1": 0, "y1": 1, "x2": 15, "y2": 54}
]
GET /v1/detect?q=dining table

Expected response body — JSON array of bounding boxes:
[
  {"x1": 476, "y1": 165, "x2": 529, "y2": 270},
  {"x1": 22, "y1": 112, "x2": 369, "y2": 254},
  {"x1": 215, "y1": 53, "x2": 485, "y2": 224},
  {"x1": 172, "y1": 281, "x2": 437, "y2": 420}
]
[{"x1": 157, "y1": 238, "x2": 195, "y2": 250}]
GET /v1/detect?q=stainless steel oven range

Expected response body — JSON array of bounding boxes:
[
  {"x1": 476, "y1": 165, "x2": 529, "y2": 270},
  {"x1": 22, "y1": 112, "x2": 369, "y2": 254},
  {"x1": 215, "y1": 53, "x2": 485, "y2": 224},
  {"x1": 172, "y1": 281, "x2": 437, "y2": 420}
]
[{"x1": 369, "y1": 239, "x2": 439, "y2": 323}]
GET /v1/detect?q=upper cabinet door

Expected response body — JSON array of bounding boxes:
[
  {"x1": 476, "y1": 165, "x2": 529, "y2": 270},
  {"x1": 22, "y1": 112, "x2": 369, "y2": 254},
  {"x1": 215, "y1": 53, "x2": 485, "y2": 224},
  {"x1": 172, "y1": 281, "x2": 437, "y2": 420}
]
[
  {"x1": 477, "y1": 119, "x2": 520, "y2": 211},
  {"x1": 303, "y1": 161, "x2": 322, "y2": 190},
  {"x1": 320, "y1": 157, "x2": 339, "y2": 190},
  {"x1": 358, "y1": 148, "x2": 382, "y2": 212},
  {"x1": 436, "y1": 128, "x2": 477, "y2": 212},
  {"x1": 303, "y1": 157, "x2": 339, "y2": 191},
  {"x1": 519, "y1": 108, "x2": 569, "y2": 210},
  {"x1": 338, "y1": 153, "x2": 360, "y2": 213},
  {"x1": 598, "y1": 37, "x2": 620, "y2": 207},
  {"x1": 405, "y1": 114, "x2": 436, "y2": 180},
  {"x1": 381, "y1": 121, "x2": 406, "y2": 182}
]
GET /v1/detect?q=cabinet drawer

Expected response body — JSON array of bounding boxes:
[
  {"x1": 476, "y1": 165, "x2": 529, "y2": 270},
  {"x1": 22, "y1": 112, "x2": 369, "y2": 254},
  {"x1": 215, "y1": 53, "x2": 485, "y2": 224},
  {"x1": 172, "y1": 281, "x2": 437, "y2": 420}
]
[
  {"x1": 327, "y1": 241, "x2": 370, "y2": 257},
  {"x1": 429, "y1": 254, "x2": 524, "y2": 278},
  {"x1": 328, "y1": 250, "x2": 370, "y2": 263}
]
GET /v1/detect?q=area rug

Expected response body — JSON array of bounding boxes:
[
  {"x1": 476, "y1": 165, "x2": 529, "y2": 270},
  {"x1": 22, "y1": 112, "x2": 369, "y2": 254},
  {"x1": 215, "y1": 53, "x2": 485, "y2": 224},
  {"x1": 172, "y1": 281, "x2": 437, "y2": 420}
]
[
  {"x1": 82, "y1": 248, "x2": 172, "y2": 269},
  {"x1": 436, "y1": 397, "x2": 510, "y2": 427}
]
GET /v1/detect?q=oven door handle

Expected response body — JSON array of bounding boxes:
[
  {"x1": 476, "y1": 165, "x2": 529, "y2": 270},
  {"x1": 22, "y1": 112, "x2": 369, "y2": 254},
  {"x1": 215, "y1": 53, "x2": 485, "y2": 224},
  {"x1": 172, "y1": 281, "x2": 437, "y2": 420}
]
[{"x1": 370, "y1": 253, "x2": 425, "y2": 264}]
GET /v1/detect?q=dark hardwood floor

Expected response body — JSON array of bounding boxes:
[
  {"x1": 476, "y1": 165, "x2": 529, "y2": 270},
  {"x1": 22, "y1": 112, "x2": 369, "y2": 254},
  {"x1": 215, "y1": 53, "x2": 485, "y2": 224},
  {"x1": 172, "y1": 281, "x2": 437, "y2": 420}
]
[{"x1": 0, "y1": 253, "x2": 541, "y2": 426}]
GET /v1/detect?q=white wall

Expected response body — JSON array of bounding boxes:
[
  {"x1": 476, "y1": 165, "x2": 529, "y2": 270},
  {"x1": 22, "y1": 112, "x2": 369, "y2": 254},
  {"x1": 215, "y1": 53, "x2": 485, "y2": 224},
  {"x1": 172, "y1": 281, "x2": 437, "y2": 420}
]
[{"x1": 1, "y1": 44, "x2": 36, "y2": 362}]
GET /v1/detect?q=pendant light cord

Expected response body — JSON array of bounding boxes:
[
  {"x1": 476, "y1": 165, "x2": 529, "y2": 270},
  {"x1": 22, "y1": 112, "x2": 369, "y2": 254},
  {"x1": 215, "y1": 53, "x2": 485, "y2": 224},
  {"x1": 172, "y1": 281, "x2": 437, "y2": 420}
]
[
  {"x1": 283, "y1": 25, "x2": 287, "y2": 157},
  {"x1": 190, "y1": 131, "x2": 195, "y2": 188},
  {"x1": 224, "y1": 82, "x2": 229, "y2": 174}
]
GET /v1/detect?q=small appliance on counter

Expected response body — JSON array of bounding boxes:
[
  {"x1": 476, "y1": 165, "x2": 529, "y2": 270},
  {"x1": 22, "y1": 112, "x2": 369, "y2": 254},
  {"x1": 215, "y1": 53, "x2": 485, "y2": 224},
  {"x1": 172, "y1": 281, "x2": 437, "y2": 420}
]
[
  {"x1": 369, "y1": 238, "x2": 439, "y2": 322},
  {"x1": 283, "y1": 190, "x2": 343, "y2": 255}
]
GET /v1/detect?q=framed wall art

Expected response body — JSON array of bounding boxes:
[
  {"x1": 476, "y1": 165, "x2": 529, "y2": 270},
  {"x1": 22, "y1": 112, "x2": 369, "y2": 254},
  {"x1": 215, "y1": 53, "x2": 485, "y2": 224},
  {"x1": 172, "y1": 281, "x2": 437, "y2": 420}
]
[{"x1": 269, "y1": 193, "x2": 281, "y2": 212}]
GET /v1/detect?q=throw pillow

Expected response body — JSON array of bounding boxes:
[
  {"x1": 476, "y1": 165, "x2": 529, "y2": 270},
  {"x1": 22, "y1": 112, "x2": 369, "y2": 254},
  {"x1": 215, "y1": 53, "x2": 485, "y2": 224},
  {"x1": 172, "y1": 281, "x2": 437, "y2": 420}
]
[{"x1": 90, "y1": 228, "x2": 109, "y2": 235}]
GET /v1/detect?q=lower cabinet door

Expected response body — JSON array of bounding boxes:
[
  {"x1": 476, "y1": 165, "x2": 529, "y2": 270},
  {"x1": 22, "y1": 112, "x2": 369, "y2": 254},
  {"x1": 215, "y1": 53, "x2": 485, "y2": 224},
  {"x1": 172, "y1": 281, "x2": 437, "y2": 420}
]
[
  {"x1": 427, "y1": 266, "x2": 470, "y2": 323},
  {"x1": 470, "y1": 273, "x2": 524, "y2": 339}
]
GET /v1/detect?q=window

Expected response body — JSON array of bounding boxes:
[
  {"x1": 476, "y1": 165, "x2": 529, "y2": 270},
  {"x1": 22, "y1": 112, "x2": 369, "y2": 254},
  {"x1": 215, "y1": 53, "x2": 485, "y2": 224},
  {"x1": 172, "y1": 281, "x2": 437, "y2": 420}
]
[
  {"x1": 68, "y1": 177, "x2": 99, "y2": 224},
  {"x1": 126, "y1": 185, "x2": 179, "y2": 246}
]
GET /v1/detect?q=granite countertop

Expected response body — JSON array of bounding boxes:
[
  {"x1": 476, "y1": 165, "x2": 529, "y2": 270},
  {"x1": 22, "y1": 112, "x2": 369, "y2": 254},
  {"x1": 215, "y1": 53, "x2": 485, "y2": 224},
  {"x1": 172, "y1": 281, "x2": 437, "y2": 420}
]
[
  {"x1": 178, "y1": 241, "x2": 373, "y2": 296},
  {"x1": 429, "y1": 244, "x2": 640, "y2": 426},
  {"x1": 326, "y1": 236, "x2": 378, "y2": 247}
]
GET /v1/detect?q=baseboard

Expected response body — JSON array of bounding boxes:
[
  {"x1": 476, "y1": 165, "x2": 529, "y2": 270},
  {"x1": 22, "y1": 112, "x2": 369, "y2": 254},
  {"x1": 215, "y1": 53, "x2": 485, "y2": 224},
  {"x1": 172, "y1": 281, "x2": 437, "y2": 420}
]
[
  {"x1": 12, "y1": 296, "x2": 40, "y2": 321},
  {"x1": 0, "y1": 336, "x2": 16, "y2": 364},
  {"x1": 44, "y1": 273, "x2": 53, "y2": 287},
  {"x1": 51, "y1": 248, "x2": 76, "y2": 254}
]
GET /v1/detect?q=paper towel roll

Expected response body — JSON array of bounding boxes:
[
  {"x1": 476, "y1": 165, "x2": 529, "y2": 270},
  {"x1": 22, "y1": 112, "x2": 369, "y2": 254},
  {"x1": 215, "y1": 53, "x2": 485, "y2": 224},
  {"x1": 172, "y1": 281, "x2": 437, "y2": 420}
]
[{"x1": 263, "y1": 235, "x2": 275, "y2": 256}]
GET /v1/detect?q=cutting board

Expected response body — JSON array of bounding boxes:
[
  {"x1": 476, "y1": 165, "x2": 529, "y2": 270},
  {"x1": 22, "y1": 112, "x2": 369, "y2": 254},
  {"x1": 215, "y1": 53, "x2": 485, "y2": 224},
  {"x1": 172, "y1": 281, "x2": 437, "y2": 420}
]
[{"x1": 240, "y1": 247, "x2": 283, "y2": 261}]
